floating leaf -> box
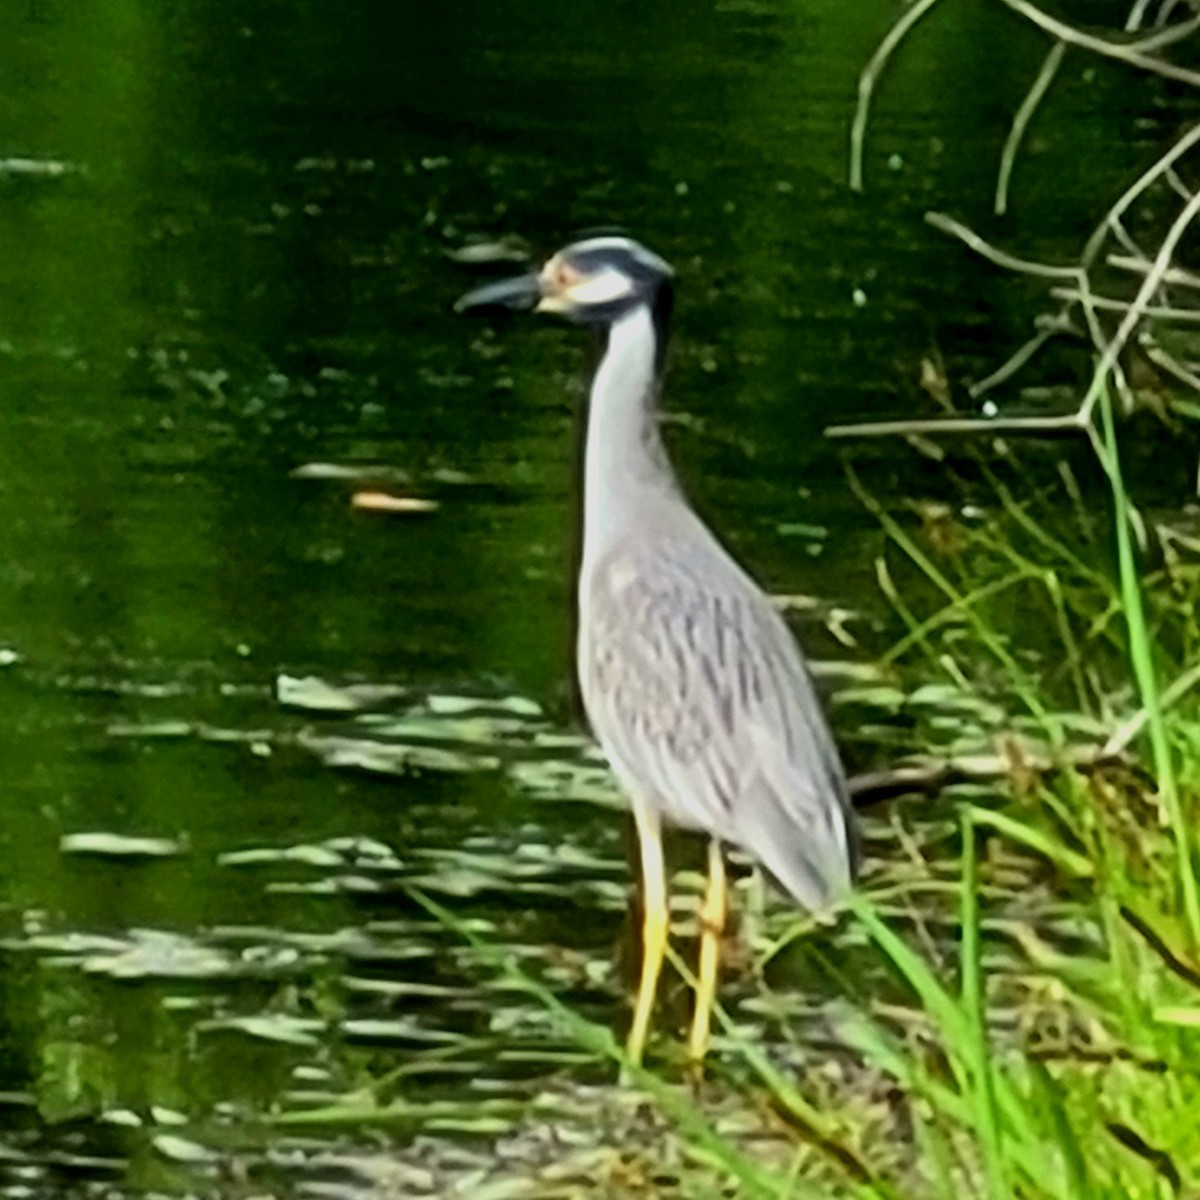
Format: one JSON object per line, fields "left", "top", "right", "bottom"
{"left": 290, "top": 461, "right": 411, "bottom": 482}
{"left": 276, "top": 673, "right": 407, "bottom": 712}
{"left": 200, "top": 1014, "right": 324, "bottom": 1046}
{"left": 153, "top": 1134, "right": 217, "bottom": 1164}
{"left": 351, "top": 491, "right": 439, "bottom": 514}
{"left": 60, "top": 833, "right": 184, "bottom": 859}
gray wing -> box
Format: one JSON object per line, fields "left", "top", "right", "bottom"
{"left": 580, "top": 534, "right": 857, "bottom": 910}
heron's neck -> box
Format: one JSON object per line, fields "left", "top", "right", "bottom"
{"left": 582, "top": 305, "right": 677, "bottom": 556}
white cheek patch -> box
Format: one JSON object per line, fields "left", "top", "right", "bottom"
{"left": 565, "top": 268, "right": 634, "bottom": 306}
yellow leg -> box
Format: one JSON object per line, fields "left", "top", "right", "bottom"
{"left": 627, "top": 801, "right": 667, "bottom": 1066}
{"left": 687, "top": 838, "right": 727, "bottom": 1063}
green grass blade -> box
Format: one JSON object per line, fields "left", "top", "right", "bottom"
{"left": 961, "top": 808, "right": 1007, "bottom": 1200}
{"left": 1096, "top": 386, "right": 1200, "bottom": 947}
{"left": 963, "top": 804, "right": 1093, "bottom": 878}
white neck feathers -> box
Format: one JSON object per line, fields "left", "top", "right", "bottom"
{"left": 581, "top": 305, "right": 676, "bottom": 560}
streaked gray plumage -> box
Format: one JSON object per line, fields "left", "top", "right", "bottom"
{"left": 458, "top": 234, "right": 856, "bottom": 1060}
{"left": 582, "top": 528, "right": 854, "bottom": 907}
{"left": 566, "top": 243, "right": 856, "bottom": 908}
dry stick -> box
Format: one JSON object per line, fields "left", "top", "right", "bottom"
{"left": 827, "top": 214, "right": 1091, "bottom": 439}
{"left": 967, "top": 320, "right": 1069, "bottom": 400}
{"left": 1072, "top": 133, "right": 1200, "bottom": 430}
{"left": 1083, "top": 123, "right": 1200, "bottom": 268}
{"left": 998, "top": 0, "right": 1200, "bottom": 86}
{"left": 1166, "top": 165, "right": 1197, "bottom": 202}
{"left": 1108, "top": 255, "right": 1200, "bottom": 291}
{"left": 828, "top": 215, "right": 1165, "bottom": 543}
{"left": 1049, "top": 287, "right": 1200, "bottom": 323}
{"left": 825, "top": 413, "right": 1080, "bottom": 439}
{"left": 1107, "top": 215, "right": 1148, "bottom": 263}
{"left": 849, "top": 0, "right": 943, "bottom": 193}
{"left": 926, "top": 215, "right": 1124, "bottom": 392}
{"left": 996, "top": 42, "right": 1066, "bottom": 216}
{"left": 1157, "top": 0, "right": 1196, "bottom": 27}
{"left": 927, "top": 194, "right": 1197, "bottom": 434}
{"left": 829, "top": 194, "right": 1186, "bottom": 441}
{"left": 926, "top": 211, "right": 1082, "bottom": 282}
{"left": 1141, "top": 341, "right": 1200, "bottom": 392}
{"left": 1077, "top": 190, "right": 1200, "bottom": 425}
{"left": 927, "top": 212, "right": 1117, "bottom": 391}
{"left": 1124, "top": 10, "right": 1200, "bottom": 48}
{"left": 1126, "top": 0, "right": 1157, "bottom": 30}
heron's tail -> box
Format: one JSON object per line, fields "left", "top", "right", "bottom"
{"left": 740, "top": 778, "right": 857, "bottom": 911}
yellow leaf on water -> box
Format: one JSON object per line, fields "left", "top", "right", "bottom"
{"left": 351, "top": 492, "right": 439, "bottom": 514}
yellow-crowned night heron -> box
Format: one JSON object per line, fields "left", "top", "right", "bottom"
{"left": 458, "top": 236, "right": 857, "bottom": 1064}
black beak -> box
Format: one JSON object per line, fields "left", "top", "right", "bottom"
{"left": 454, "top": 272, "right": 542, "bottom": 314}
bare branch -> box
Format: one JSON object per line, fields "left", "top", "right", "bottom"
{"left": 1079, "top": 190, "right": 1200, "bottom": 424}
{"left": 825, "top": 412, "right": 1083, "bottom": 440}
{"left": 998, "top": 0, "right": 1200, "bottom": 87}
{"left": 1083, "top": 123, "right": 1200, "bottom": 268}
{"left": 996, "top": 42, "right": 1066, "bottom": 216}
{"left": 1140, "top": 341, "right": 1200, "bottom": 392}
{"left": 1156, "top": 0, "right": 1198, "bottom": 28}
{"left": 969, "top": 324, "right": 1063, "bottom": 400}
{"left": 1127, "top": 10, "right": 1200, "bottom": 48}
{"left": 1108, "top": 254, "right": 1200, "bottom": 291}
{"left": 1049, "top": 287, "right": 1200, "bottom": 323}
{"left": 1126, "top": 0, "right": 1157, "bottom": 30}
{"left": 925, "top": 211, "right": 1083, "bottom": 281}
{"left": 850, "top": 0, "right": 944, "bottom": 192}
{"left": 1166, "top": 165, "right": 1197, "bottom": 202}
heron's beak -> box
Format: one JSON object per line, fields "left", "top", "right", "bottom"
{"left": 454, "top": 272, "right": 542, "bottom": 314}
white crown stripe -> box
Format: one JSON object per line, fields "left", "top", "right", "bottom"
{"left": 564, "top": 268, "right": 635, "bottom": 306}
{"left": 566, "top": 237, "right": 674, "bottom": 278}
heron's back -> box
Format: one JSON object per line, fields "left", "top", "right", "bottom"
{"left": 578, "top": 507, "right": 857, "bottom": 910}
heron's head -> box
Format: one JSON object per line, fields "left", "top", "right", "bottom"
{"left": 456, "top": 236, "right": 673, "bottom": 327}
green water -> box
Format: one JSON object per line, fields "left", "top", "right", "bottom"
{"left": 0, "top": 0, "right": 1187, "bottom": 1193}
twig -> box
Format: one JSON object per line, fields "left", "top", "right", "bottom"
{"left": 1107, "top": 215, "right": 1147, "bottom": 263}
{"left": 834, "top": 193, "right": 1200, "bottom": 442}
{"left": 1130, "top": 9, "right": 1200, "bottom": 48}
{"left": 1165, "top": 165, "right": 1196, "bottom": 202}
{"left": 1126, "top": 0, "right": 1156, "bottom": 30}
{"left": 1049, "top": 286, "right": 1200, "bottom": 323}
{"left": 825, "top": 413, "right": 1081, "bottom": 439}
{"left": 1156, "top": 0, "right": 1197, "bottom": 28}
{"left": 968, "top": 320, "right": 1069, "bottom": 399}
{"left": 1127, "top": 10, "right": 1200, "bottom": 48}
{"left": 1140, "top": 341, "right": 1200, "bottom": 392}
{"left": 1083, "top": 123, "right": 1200, "bottom": 268}
{"left": 997, "top": 0, "right": 1200, "bottom": 87}
{"left": 850, "top": 0, "right": 944, "bottom": 192}
{"left": 1078, "top": 189, "right": 1200, "bottom": 425}
{"left": 996, "top": 43, "right": 1066, "bottom": 216}
{"left": 1108, "top": 255, "right": 1200, "bottom": 291}
{"left": 926, "top": 211, "right": 1082, "bottom": 281}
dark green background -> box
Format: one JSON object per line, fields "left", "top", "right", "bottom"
{"left": 0, "top": 0, "right": 1184, "bottom": 1190}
